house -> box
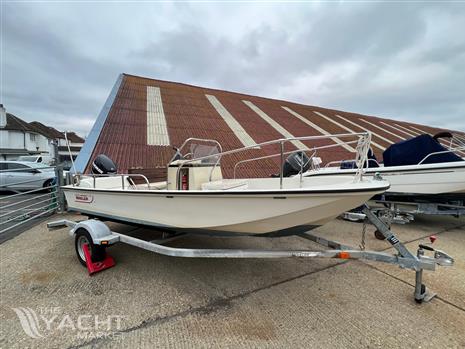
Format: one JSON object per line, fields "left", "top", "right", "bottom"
{"left": 56, "top": 131, "right": 85, "bottom": 169}
{"left": 29, "top": 121, "right": 85, "bottom": 169}
{"left": 0, "top": 104, "right": 51, "bottom": 160}
{"left": 0, "top": 104, "right": 85, "bottom": 166}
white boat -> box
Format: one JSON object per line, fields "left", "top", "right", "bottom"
{"left": 63, "top": 133, "right": 390, "bottom": 235}
{"left": 306, "top": 161, "right": 465, "bottom": 199}
{"left": 304, "top": 132, "right": 465, "bottom": 207}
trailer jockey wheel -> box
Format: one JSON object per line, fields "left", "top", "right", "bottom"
{"left": 75, "top": 228, "right": 107, "bottom": 266}
{"left": 374, "top": 209, "right": 393, "bottom": 240}
{"left": 374, "top": 229, "right": 386, "bottom": 240}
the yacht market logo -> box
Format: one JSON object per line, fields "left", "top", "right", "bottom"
{"left": 12, "top": 307, "right": 124, "bottom": 340}
{"left": 13, "top": 308, "right": 44, "bottom": 339}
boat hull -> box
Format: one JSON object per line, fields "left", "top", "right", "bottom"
{"left": 307, "top": 162, "right": 465, "bottom": 197}
{"left": 63, "top": 186, "right": 385, "bottom": 235}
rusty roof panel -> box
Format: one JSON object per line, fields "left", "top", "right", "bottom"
{"left": 85, "top": 74, "right": 463, "bottom": 180}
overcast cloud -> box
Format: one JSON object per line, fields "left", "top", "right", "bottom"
{"left": 2, "top": 1, "right": 465, "bottom": 136}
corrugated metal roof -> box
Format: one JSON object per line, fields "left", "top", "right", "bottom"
{"left": 281, "top": 106, "right": 356, "bottom": 153}
{"left": 243, "top": 100, "right": 309, "bottom": 150}
{"left": 146, "top": 86, "right": 170, "bottom": 146}
{"left": 206, "top": 94, "right": 257, "bottom": 148}
{"left": 79, "top": 73, "right": 461, "bottom": 179}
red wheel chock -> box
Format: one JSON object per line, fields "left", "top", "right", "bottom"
{"left": 83, "top": 243, "right": 115, "bottom": 275}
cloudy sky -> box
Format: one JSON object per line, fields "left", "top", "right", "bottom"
{"left": 3, "top": 1, "right": 465, "bottom": 136}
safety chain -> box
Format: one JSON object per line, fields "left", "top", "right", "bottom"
{"left": 360, "top": 217, "right": 367, "bottom": 250}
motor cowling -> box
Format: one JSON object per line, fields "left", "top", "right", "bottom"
{"left": 282, "top": 151, "right": 310, "bottom": 177}
{"left": 91, "top": 154, "right": 117, "bottom": 175}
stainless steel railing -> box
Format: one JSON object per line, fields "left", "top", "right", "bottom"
{"left": 418, "top": 146, "right": 465, "bottom": 165}
{"left": 72, "top": 173, "right": 151, "bottom": 190}
{"left": 325, "top": 158, "right": 381, "bottom": 168}
{"left": 233, "top": 139, "right": 363, "bottom": 179}
{"left": 233, "top": 149, "right": 317, "bottom": 179}
{"left": 172, "top": 132, "right": 371, "bottom": 189}
{"left": 322, "top": 145, "right": 465, "bottom": 168}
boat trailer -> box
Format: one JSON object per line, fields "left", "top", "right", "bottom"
{"left": 371, "top": 198, "right": 465, "bottom": 223}
{"left": 343, "top": 198, "right": 465, "bottom": 239}
{"left": 47, "top": 205, "right": 453, "bottom": 304}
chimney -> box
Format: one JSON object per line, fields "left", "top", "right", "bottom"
{"left": 0, "top": 104, "right": 6, "bottom": 128}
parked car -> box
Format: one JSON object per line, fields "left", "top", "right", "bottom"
{"left": 17, "top": 155, "right": 54, "bottom": 166}
{"left": 0, "top": 161, "right": 56, "bottom": 191}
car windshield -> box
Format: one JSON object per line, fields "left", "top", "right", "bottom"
{"left": 18, "top": 156, "right": 37, "bottom": 162}
{"left": 28, "top": 162, "right": 53, "bottom": 171}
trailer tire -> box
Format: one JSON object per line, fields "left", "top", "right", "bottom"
{"left": 74, "top": 228, "right": 106, "bottom": 267}
{"left": 374, "top": 229, "right": 386, "bottom": 240}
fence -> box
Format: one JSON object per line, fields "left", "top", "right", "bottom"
{"left": 0, "top": 165, "right": 65, "bottom": 236}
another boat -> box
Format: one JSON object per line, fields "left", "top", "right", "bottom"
{"left": 63, "top": 133, "right": 389, "bottom": 235}
{"left": 305, "top": 132, "right": 465, "bottom": 205}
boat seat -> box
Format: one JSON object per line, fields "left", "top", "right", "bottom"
{"left": 201, "top": 179, "right": 248, "bottom": 191}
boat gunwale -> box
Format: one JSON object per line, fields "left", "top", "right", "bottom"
{"left": 62, "top": 183, "right": 390, "bottom": 196}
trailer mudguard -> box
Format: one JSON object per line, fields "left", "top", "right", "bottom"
{"left": 70, "top": 220, "right": 119, "bottom": 245}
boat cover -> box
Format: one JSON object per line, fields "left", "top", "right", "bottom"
{"left": 340, "top": 148, "right": 379, "bottom": 169}
{"left": 383, "top": 134, "right": 463, "bottom": 167}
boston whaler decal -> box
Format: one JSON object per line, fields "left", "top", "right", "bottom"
{"left": 75, "top": 193, "right": 94, "bottom": 203}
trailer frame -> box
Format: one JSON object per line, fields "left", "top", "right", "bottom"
{"left": 47, "top": 205, "right": 453, "bottom": 303}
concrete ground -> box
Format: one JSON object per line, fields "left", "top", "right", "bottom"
{"left": 1, "top": 213, "right": 464, "bottom": 348}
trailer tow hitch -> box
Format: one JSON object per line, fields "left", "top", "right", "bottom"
{"left": 418, "top": 244, "right": 454, "bottom": 267}
{"left": 414, "top": 243, "right": 454, "bottom": 303}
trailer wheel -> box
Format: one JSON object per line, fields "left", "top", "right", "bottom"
{"left": 374, "top": 210, "right": 392, "bottom": 240}
{"left": 374, "top": 230, "right": 386, "bottom": 240}
{"left": 74, "top": 228, "right": 106, "bottom": 267}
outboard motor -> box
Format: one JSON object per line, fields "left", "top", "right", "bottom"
{"left": 91, "top": 154, "right": 117, "bottom": 175}
{"left": 282, "top": 151, "right": 311, "bottom": 177}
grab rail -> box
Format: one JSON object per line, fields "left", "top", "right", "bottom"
{"left": 439, "top": 134, "right": 465, "bottom": 157}
{"left": 172, "top": 132, "right": 371, "bottom": 189}
{"left": 233, "top": 139, "right": 361, "bottom": 178}
{"left": 232, "top": 138, "right": 362, "bottom": 178}
{"left": 73, "top": 173, "right": 151, "bottom": 190}
{"left": 322, "top": 145, "right": 465, "bottom": 168}
{"left": 418, "top": 146, "right": 465, "bottom": 165}
{"left": 233, "top": 149, "right": 316, "bottom": 179}
{"left": 325, "top": 158, "right": 381, "bottom": 168}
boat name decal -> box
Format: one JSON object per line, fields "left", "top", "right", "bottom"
{"left": 75, "top": 194, "right": 94, "bottom": 203}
